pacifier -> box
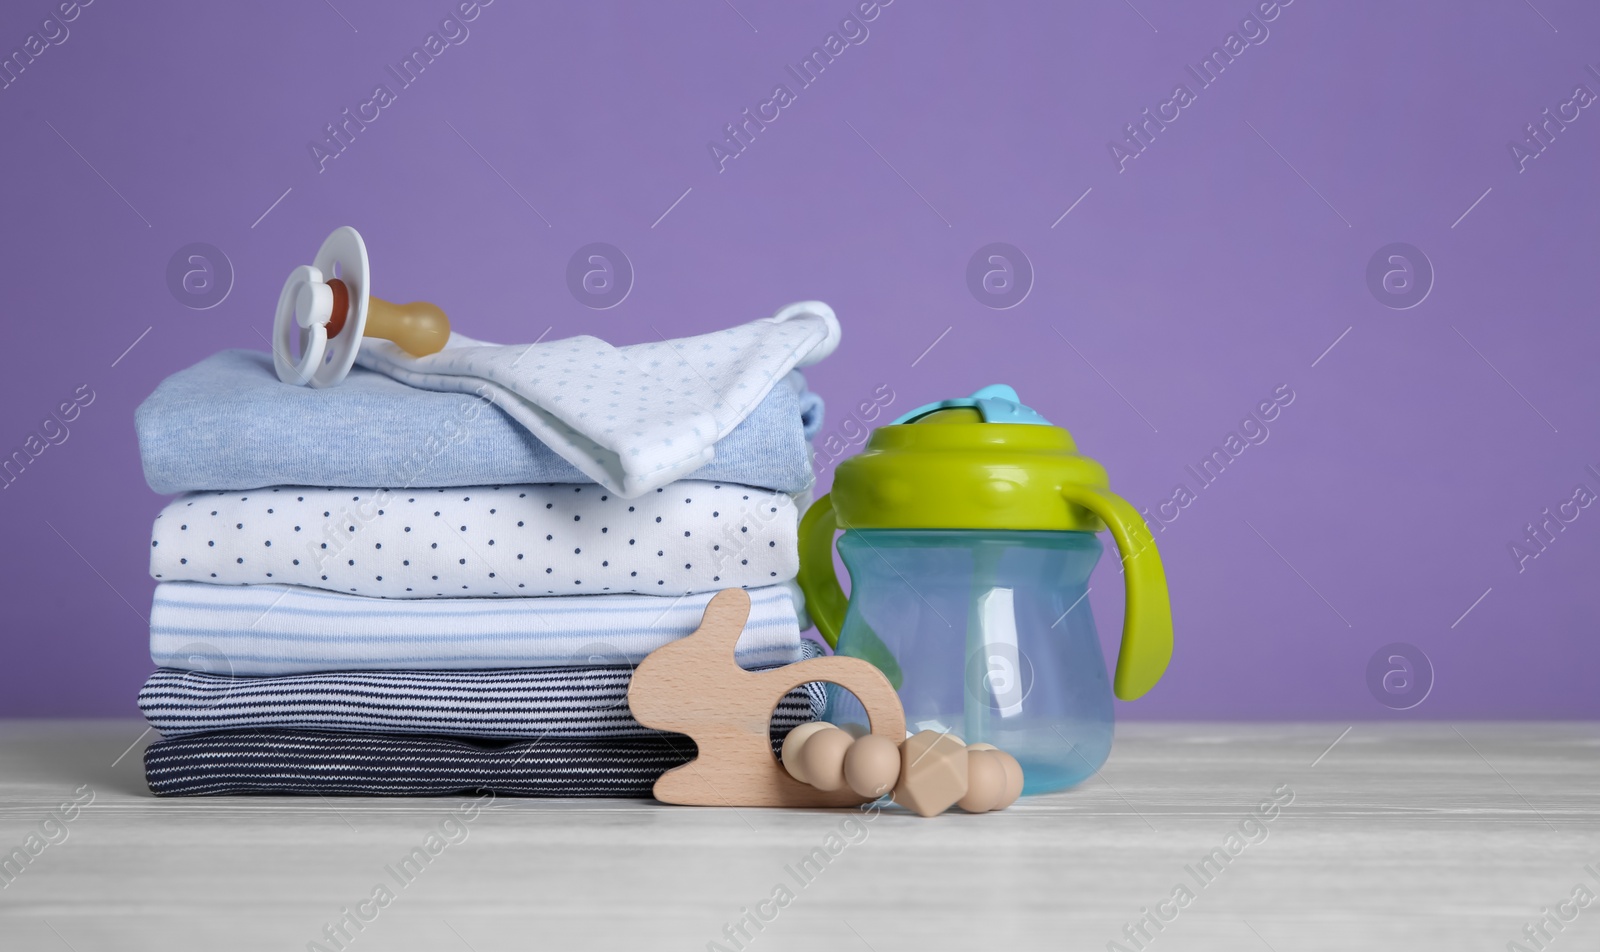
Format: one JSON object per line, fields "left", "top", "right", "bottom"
{"left": 272, "top": 226, "right": 452, "bottom": 388}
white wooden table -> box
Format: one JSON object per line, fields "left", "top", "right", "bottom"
{"left": 1, "top": 721, "right": 1594, "bottom": 951}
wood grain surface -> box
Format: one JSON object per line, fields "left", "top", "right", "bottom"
{"left": 0, "top": 720, "right": 1595, "bottom": 951}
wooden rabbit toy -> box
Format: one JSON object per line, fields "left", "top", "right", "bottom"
{"left": 628, "top": 589, "right": 1023, "bottom": 816}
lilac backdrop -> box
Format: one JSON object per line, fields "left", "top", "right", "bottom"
{"left": 2, "top": 0, "right": 1596, "bottom": 718}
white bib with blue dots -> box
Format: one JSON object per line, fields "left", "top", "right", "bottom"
{"left": 354, "top": 302, "right": 841, "bottom": 498}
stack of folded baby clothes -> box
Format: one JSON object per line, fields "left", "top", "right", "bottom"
{"left": 133, "top": 304, "right": 838, "bottom": 797}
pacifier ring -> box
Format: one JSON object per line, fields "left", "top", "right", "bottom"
{"left": 324, "top": 278, "right": 350, "bottom": 339}
{"left": 271, "top": 226, "right": 451, "bottom": 388}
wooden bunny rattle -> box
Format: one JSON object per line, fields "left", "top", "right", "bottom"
{"left": 628, "top": 588, "right": 1024, "bottom": 816}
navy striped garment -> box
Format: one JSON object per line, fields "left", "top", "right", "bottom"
{"left": 143, "top": 729, "right": 794, "bottom": 798}
{"left": 139, "top": 643, "right": 828, "bottom": 740}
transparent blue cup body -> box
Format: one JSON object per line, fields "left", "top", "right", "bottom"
{"left": 824, "top": 528, "right": 1112, "bottom": 795}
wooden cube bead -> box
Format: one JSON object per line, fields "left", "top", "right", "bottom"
{"left": 894, "top": 730, "right": 968, "bottom": 817}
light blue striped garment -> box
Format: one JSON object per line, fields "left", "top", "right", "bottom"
{"left": 151, "top": 581, "right": 805, "bottom": 676}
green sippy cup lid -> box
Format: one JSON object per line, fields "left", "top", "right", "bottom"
{"left": 831, "top": 384, "right": 1113, "bottom": 532}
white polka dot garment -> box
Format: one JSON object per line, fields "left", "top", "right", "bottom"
{"left": 150, "top": 482, "right": 798, "bottom": 598}
{"left": 353, "top": 301, "right": 841, "bottom": 498}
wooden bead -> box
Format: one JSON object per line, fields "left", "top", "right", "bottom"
{"left": 780, "top": 722, "right": 836, "bottom": 785}
{"left": 797, "top": 726, "right": 855, "bottom": 792}
{"left": 957, "top": 749, "right": 1007, "bottom": 813}
{"left": 894, "top": 730, "right": 969, "bottom": 817}
{"left": 992, "top": 749, "right": 1024, "bottom": 809}
{"left": 842, "top": 734, "right": 901, "bottom": 799}
{"left": 955, "top": 743, "right": 1024, "bottom": 811}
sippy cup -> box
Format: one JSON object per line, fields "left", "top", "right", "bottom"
{"left": 797, "top": 385, "right": 1172, "bottom": 794}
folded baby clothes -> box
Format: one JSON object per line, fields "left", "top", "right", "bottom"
{"left": 355, "top": 301, "right": 840, "bottom": 496}
{"left": 135, "top": 305, "right": 839, "bottom": 801}
{"left": 150, "top": 581, "right": 807, "bottom": 676}
{"left": 136, "top": 353, "right": 818, "bottom": 496}
{"left": 150, "top": 481, "right": 798, "bottom": 598}
{"left": 143, "top": 730, "right": 707, "bottom": 797}
{"left": 139, "top": 642, "right": 828, "bottom": 739}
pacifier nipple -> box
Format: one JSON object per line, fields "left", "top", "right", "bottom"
{"left": 364, "top": 295, "right": 450, "bottom": 357}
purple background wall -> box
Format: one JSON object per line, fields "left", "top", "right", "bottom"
{"left": 2, "top": 0, "right": 1596, "bottom": 719}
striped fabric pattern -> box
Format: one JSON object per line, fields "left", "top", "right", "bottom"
{"left": 143, "top": 730, "right": 710, "bottom": 797}
{"left": 150, "top": 581, "right": 806, "bottom": 675}
{"left": 139, "top": 642, "right": 829, "bottom": 739}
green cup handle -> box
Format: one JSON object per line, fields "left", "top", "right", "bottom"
{"left": 797, "top": 493, "right": 849, "bottom": 649}
{"left": 796, "top": 493, "right": 905, "bottom": 687}
{"left": 1059, "top": 484, "right": 1173, "bottom": 701}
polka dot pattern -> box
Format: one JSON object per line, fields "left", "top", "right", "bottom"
{"left": 151, "top": 482, "right": 799, "bottom": 598}
{"left": 353, "top": 303, "right": 839, "bottom": 496}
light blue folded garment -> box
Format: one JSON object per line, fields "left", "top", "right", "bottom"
{"left": 136, "top": 351, "right": 819, "bottom": 495}
{"left": 149, "top": 580, "right": 807, "bottom": 675}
